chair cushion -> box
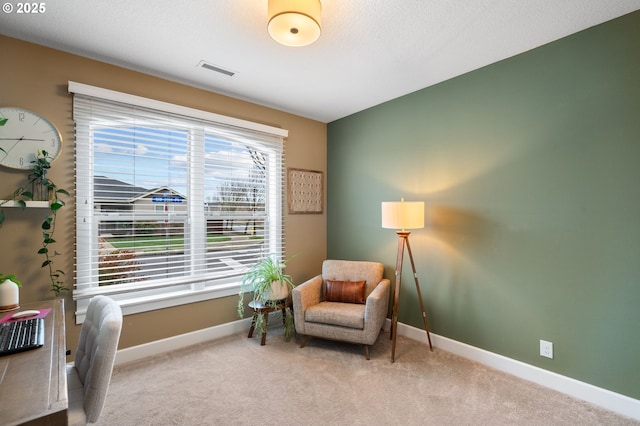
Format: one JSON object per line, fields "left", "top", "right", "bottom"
{"left": 322, "top": 260, "right": 384, "bottom": 299}
{"left": 325, "top": 280, "right": 366, "bottom": 304}
{"left": 304, "top": 302, "right": 365, "bottom": 329}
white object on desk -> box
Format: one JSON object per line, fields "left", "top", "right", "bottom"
{"left": 11, "top": 309, "right": 40, "bottom": 319}
{"left": 0, "top": 279, "right": 20, "bottom": 311}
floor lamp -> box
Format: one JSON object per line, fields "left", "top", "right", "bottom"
{"left": 382, "top": 199, "right": 433, "bottom": 363}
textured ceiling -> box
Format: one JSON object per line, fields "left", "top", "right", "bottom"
{"left": 1, "top": 0, "right": 639, "bottom": 122}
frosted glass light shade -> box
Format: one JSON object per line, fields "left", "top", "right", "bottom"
{"left": 381, "top": 200, "right": 424, "bottom": 230}
{"left": 268, "top": 0, "right": 322, "bottom": 47}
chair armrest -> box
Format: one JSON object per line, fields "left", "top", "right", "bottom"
{"left": 293, "top": 275, "right": 323, "bottom": 309}
{"left": 364, "top": 278, "right": 391, "bottom": 328}
{"left": 292, "top": 275, "right": 323, "bottom": 334}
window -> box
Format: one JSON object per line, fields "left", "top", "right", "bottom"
{"left": 70, "top": 82, "right": 288, "bottom": 322}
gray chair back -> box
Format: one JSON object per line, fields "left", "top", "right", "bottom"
{"left": 69, "top": 295, "right": 122, "bottom": 424}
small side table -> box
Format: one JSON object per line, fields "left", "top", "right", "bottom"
{"left": 247, "top": 299, "right": 288, "bottom": 345}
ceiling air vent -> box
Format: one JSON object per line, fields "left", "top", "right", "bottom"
{"left": 197, "top": 60, "right": 236, "bottom": 77}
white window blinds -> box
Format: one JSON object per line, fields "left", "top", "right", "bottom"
{"left": 70, "top": 82, "right": 287, "bottom": 317}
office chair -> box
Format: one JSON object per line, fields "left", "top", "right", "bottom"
{"left": 66, "top": 295, "right": 123, "bottom": 425}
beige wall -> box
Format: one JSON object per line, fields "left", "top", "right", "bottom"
{"left": 0, "top": 35, "right": 327, "bottom": 352}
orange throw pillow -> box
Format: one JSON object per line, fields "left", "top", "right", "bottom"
{"left": 325, "top": 280, "right": 366, "bottom": 304}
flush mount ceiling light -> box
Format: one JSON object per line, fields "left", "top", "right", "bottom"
{"left": 268, "top": 0, "right": 322, "bottom": 47}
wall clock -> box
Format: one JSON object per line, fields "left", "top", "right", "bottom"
{"left": 0, "top": 107, "right": 62, "bottom": 170}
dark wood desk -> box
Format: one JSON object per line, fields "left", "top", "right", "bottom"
{"left": 0, "top": 299, "right": 68, "bottom": 425}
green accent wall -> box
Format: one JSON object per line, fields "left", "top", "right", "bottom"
{"left": 327, "top": 11, "right": 640, "bottom": 399}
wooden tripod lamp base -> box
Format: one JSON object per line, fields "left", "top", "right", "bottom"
{"left": 389, "top": 231, "right": 433, "bottom": 363}
{"left": 382, "top": 199, "right": 433, "bottom": 363}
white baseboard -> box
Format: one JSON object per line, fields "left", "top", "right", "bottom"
{"left": 114, "top": 318, "right": 639, "bottom": 421}
{"left": 114, "top": 318, "right": 252, "bottom": 365}
{"left": 395, "top": 321, "right": 640, "bottom": 421}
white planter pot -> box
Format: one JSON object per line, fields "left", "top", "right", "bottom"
{"left": 263, "top": 280, "right": 289, "bottom": 301}
{"left": 0, "top": 279, "right": 20, "bottom": 311}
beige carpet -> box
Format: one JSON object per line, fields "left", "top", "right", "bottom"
{"left": 96, "top": 326, "right": 637, "bottom": 425}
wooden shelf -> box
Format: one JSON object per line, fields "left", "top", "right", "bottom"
{"left": 0, "top": 200, "right": 50, "bottom": 208}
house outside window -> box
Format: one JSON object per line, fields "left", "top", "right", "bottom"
{"left": 70, "top": 82, "right": 288, "bottom": 322}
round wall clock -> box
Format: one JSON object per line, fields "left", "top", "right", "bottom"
{"left": 0, "top": 107, "right": 63, "bottom": 170}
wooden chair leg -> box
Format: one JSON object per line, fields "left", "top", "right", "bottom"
{"left": 299, "top": 335, "right": 309, "bottom": 348}
{"left": 363, "top": 345, "right": 370, "bottom": 360}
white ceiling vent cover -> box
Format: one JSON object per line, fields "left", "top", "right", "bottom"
{"left": 197, "top": 60, "right": 236, "bottom": 77}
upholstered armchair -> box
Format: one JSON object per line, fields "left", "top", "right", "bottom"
{"left": 292, "top": 259, "right": 391, "bottom": 359}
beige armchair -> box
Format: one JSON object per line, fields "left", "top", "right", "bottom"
{"left": 292, "top": 259, "right": 390, "bottom": 359}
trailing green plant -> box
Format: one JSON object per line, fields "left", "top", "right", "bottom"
{"left": 0, "top": 273, "right": 22, "bottom": 287}
{"left": 237, "top": 254, "right": 296, "bottom": 340}
{"left": 0, "top": 150, "right": 70, "bottom": 296}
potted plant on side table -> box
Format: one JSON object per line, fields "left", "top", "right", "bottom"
{"left": 237, "top": 255, "right": 295, "bottom": 341}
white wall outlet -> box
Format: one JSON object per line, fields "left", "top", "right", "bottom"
{"left": 540, "top": 339, "right": 553, "bottom": 359}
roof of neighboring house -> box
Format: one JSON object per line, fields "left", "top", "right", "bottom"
{"left": 94, "top": 176, "right": 150, "bottom": 203}
{"left": 132, "top": 186, "right": 186, "bottom": 203}
{"left": 94, "top": 177, "right": 187, "bottom": 204}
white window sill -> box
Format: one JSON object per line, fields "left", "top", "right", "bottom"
{"left": 74, "top": 282, "right": 241, "bottom": 324}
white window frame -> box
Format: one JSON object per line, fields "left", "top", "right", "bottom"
{"left": 69, "top": 82, "right": 288, "bottom": 323}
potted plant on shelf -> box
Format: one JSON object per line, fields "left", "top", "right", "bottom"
{"left": 0, "top": 150, "right": 69, "bottom": 296}
{"left": 237, "top": 254, "right": 295, "bottom": 340}
{"left": 0, "top": 273, "right": 21, "bottom": 312}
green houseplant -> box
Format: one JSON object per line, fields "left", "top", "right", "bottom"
{"left": 0, "top": 150, "right": 70, "bottom": 296}
{"left": 237, "top": 255, "right": 295, "bottom": 340}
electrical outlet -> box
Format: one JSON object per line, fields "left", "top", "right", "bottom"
{"left": 540, "top": 340, "right": 553, "bottom": 359}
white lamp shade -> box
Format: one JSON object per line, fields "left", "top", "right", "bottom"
{"left": 381, "top": 201, "right": 425, "bottom": 230}
{"left": 268, "top": 0, "right": 322, "bottom": 47}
